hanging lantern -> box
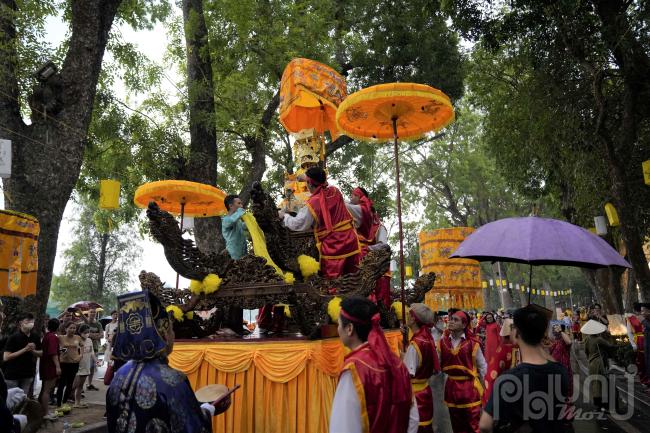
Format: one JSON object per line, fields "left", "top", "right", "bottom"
{"left": 481, "top": 281, "right": 488, "bottom": 289}
{"left": 643, "top": 160, "right": 650, "bottom": 185}
{"left": 279, "top": 58, "right": 347, "bottom": 140}
{"left": 405, "top": 265, "right": 413, "bottom": 278}
{"left": 99, "top": 180, "right": 120, "bottom": 209}
{"left": 594, "top": 216, "right": 607, "bottom": 235}
{"left": 604, "top": 203, "right": 620, "bottom": 227}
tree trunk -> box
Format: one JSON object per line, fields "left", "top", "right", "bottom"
{"left": 583, "top": 268, "right": 622, "bottom": 314}
{"left": 96, "top": 233, "right": 109, "bottom": 299}
{"left": 182, "top": 0, "right": 222, "bottom": 254}
{"left": 590, "top": 1, "right": 650, "bottom": 301}
{"left": 622, "top": 267, "right": 637, "bottom": 312}
{"left": 237, "top": 91, "right": 280, "bottom": 206}
{"left": 0, "top": 0, "right": 122, "bottom": 319}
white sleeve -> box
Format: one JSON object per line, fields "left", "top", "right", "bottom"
{"left": 404, "top": 344, "right": 419, "bottom": 376}
{"left": 476, "top": 346, "right": 487, "bottom": 379}
{"left": 345, "top": 202, "right": 363, "bottom": 228}
{"left": 329, "top": 371, "right": 362, "bottom": 433}
{"left": 283, "top": 206, "right": 314, "bottom": 232}
{"left": 407, "top": 397, "right": 420, "bottom": 433}
{"left": 368, "top": 225, "right": 388, "bottom": 250}
{"left": 375, "top": 225, "right": 388, "bottom": 244}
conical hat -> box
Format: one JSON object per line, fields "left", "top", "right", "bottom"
{"left": 580, "top": 319, "right": 607, "bottom": 335}
{"left": 195, "top": 384, "right": 229, "bottom": 403}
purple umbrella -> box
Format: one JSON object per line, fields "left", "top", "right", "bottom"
{"left": 449, "top": 216, "right": 631, "bottom": 303}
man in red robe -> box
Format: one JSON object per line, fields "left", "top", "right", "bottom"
{"left": 348, "top": 187, "right": 391, "bottom": 308}
{"left": 330, "top": 296, "right": 418, "bottom": 433}
{"left": 439, "top": 311, "right": 486, "bottom": 433}
{"left": 403, "top": 304, "right": 440, "bottom": 433}
{"left": 282, "top": 167, "right": 360, "bottom": 279}
{"left": 628, "top": 303, "right": 649, "bottom": 386}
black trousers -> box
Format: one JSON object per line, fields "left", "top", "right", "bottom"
{"left": 56, "top": 362, "right": 79, "bottom": 406}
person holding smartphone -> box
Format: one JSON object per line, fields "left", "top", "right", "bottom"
{"left": 56, "top": 322, "right": 81, "bottom": 407}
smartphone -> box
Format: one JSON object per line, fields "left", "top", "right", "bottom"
{"left": 212, "top": 384, "right": 241, "bottom": 406}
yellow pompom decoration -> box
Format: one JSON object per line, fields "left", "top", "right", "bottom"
{"left": 189, "top": 279, "right": 203, "bottom": 295}
{"left": 166, "top": 305, "right": 184, "bottom": 322}
{"left": 284, "top": 272, "right": 295, "bottom": 285}
{"left": 391, "top": 301, "right": 405, "bottom": 321}
{"left": 185, "top": 311, "right": 194, "bottom": 320}
{"left": 297, "top": 255, "right": 320, "bottom": 278}
{"left": 202, "top": 274, "right": 222, "bottom": 294}
{"left": 328, "top": 297, "right": 342, "bottom": 323}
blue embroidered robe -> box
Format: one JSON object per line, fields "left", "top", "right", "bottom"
{"left": 107, "top": 358, "right": 211, "bottom": 433}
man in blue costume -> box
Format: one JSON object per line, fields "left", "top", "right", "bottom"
{"left": 106, "top": 290, "right": 231, "bottom": 433}
{"left": 222, "top": 194, "right": 248, "bottom": 259}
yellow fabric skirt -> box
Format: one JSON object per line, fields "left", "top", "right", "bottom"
{"left": 169, "top": 330, "right": 402, "bottom": 433}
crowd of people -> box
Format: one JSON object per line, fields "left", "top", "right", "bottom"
{"left": 97, "top": 291, "right": 586, "bottom": 433}
{"left": 0, "top": 305, "right": 120, "bottom": 430}
{"left": 4, "top": 293, "right": 650, "bottom": 433}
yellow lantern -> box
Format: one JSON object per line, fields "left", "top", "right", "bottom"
{"left": 99, "top": 180, "right": 120, "bottom": 209}
{"left": 604, "top": 203, "right": 620, "bottom": 227}
{"left": 643, "top": 160, "right": 650, "bottom": 185}
{"left": 481, "top": 280, "right": 488, "bottom": 289}
{"left": 404, "top": 265, "right": 413, "bottom": 278}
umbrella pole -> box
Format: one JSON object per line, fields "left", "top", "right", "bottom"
{"left": 176, "top": 202, "right": 186, "bottom": 291}
{"left": 528, "top": 265, "right": 533, "bottom": 305}
{"left": 392, "top": 117, "right": 407, "bottom": 344}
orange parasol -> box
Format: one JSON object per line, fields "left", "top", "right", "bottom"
{"left": 134, "top": 180, "right": 227, "bottom": 289}
{"left": 279, "top": 58, "right": 347, "bottom": 140}
{"left": 336, "top": 83, "right": 454, "bottom": 140}
{"left": 134, "top": 180, "right": 227, "bottom": 217}
{"left": 336, "top": 82, "right": 455, "bottom": 335}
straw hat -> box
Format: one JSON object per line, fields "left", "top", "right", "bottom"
{"left": 580, "top": 319, "right": 607, "bottom": 335}
{"left": 195, "top": 384, "right": 229, "bottom": 403}
{"left": 500, "top": 318, "right": 513, "bottom": 337}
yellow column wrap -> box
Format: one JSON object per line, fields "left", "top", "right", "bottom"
{"left": 419, "top": 227, "right": 483, "bottom": 311}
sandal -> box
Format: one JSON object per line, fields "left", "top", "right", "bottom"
{"left": 73, "top": 403, "right": 89, "bottom": 408}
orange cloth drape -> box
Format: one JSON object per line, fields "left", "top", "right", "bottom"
{"left": 0, "top": 210, "right": 39, "bottom": 297}
{"left": 169, "top": 331, "right": 402, "bottom": 433}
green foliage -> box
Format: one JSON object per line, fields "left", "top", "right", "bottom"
{"left": 448, "top": 0, "right": 650, "bottom": 232}
{"left": 50, "top": 195, "right": 142, "bottom": 310}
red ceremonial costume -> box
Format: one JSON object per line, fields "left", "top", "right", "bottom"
{"left": 439, "top": 314, "right": 483, "bottom": 433}
{"left": 483, "top": 322, "right": 500, "bottom": 366}
{"left": 409, "top": 326, "right": 440, "bottom": 433}
{"left": 306, "top": 183, "right": 360, "bottom": 279}
{"left": 549, "top": 337, "right": 573, "bottom": 398}
{"left": 338, "top": 310, "right": 413, "bottom": 433}
{"left": 482, "top": 341, "right": 517, "bottom": 406}
{"left": 628, "top": 315, "right": 649, "bottom": 385}
{"left": 352, "top": 188, "right": 390, "bottom": 308}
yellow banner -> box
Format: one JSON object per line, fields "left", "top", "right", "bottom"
{"left": 0, "top": 210, "right": 39, "bottom": 297}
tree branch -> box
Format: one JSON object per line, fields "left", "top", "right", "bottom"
{"left": 325, "top": 134, "right": 354, "bottom": 157}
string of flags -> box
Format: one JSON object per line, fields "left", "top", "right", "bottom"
{"left": 481, "top": 281, "right": 574, "bottom": 297}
